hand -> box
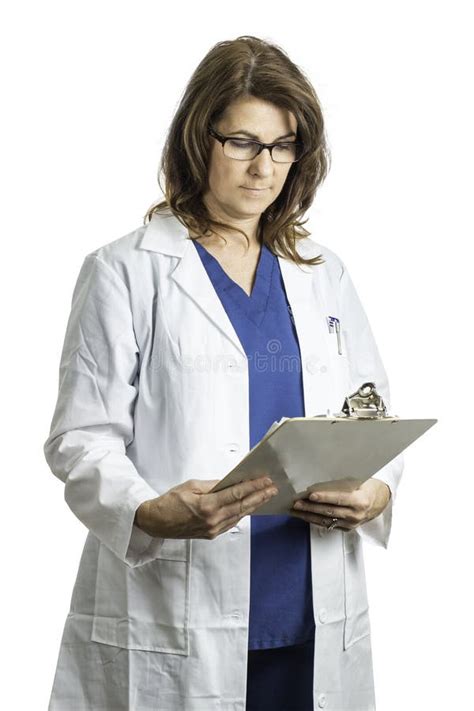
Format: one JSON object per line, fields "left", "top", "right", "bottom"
{"left": 290, "top": 478, "right": 391, "bottom": 531}
{"left": 135, "top": 476, "right": 279, "bottom": 540}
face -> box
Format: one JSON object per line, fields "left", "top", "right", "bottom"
{"left": 202, "top": 96, "right": 298, "bottom": 231}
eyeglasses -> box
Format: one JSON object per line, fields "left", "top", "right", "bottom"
{"left": 208, "top": 127, "right": 305, "bottom": 164}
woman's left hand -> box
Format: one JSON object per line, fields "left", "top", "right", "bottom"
{"left": 290, "top": 478, "right": 391, "bottom": 530}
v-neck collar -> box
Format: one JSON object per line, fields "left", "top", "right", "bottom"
{"left": 192, "top": 239, "right": 275, "bottom": 328}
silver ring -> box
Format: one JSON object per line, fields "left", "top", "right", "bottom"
{"left": 326, "top": 517, "right": 339, "bottom": 531}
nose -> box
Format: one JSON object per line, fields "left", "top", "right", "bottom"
{"left": 250, "top": 147, "right": 274, "bottom": 175}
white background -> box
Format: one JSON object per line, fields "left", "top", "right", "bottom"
{"left": 2, "top": 1, "right": 472, "bottom": 709}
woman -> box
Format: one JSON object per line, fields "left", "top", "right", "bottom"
{"left": 44, "top": 35, "right": 403, "bottom": 711}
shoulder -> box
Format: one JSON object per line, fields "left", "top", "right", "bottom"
{"left": 81, "top": 223, "right": 149, "bottom": 290}
{"left": 295, "top": 235, "right": 345, "bottom": 283}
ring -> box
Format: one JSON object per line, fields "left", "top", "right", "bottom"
{"left": 326, "top": 518, "right": 339, "bottom": 531}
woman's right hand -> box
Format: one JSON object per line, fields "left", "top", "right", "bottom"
{"left": 134, "top": 476, "right": 279, "bottom": 540}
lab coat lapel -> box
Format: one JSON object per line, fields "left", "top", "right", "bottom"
{"left": 139, "top": 213, "right": 247, "bottom": 358}
{"left": 171, "top": 241, "right": 249, "bottom": 358}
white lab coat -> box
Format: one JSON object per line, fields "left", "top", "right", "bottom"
{"left": 44, "top": 211, "right": 403, "bottom": 711}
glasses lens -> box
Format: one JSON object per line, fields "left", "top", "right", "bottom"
{"left": 224, "top": 139, "right": 259, "bottom": 160}
{"left": 223, "top": 139, "right": 304, "bottom": 163}
{"left": 272, "top": 143, "right": 303, "bottom": 163}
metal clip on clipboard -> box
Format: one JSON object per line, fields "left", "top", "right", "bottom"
{"left": 312, "top": 382, "right": 397, "bottom": 420}
{"left": 336, "top": 381, "right": 394, "bottom": 419}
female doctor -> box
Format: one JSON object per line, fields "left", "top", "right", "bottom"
{"left": 44, "top": 35, "right": 403, "bottom": 711}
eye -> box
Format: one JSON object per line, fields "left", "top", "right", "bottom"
{"left": 228, "top": 139, "right": 255, "bottom": 148}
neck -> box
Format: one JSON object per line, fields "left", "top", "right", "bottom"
{"left": 191, "top": 219, "right": 262, "bottom": 252}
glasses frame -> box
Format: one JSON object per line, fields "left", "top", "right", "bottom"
{"left": 207, "top": 126, "right": 305, "bottom": 163}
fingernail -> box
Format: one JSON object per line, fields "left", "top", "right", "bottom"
{"left": 263, "top": 477, "right": 273, "bottom": 486}
{"left": 310, "top": 493, "right": 319, "bottom": 501}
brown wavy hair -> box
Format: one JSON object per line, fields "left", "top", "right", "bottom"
{"left": 144, "top": 35, "right": 331, "bottom": 266}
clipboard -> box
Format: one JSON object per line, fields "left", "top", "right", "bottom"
{"left": 210, "top": 382, "right": 437, "bottom": 515}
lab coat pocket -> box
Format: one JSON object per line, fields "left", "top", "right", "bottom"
{"left": 91, "top": 539, "right": 191, "bottom": 655}
{"left": 343, "top": 532, "right": 371, "bottom": 650}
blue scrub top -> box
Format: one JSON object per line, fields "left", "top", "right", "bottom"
{"left": 193, "top": 238, "right": 316, "bottom": 650}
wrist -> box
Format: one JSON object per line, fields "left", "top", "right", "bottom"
{"left": 134, "top": 499, "right": 151, "bottom": 532}
{"left": 373, "top": 479, "right": 391, "bottom": 514}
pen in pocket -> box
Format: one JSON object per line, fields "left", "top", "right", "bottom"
{"left": 327, "top": 316, "right": 342, "bottom": 355}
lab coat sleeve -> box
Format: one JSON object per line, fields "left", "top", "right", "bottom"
{"left": 338, "top": 259, "right": 404, "bottom": 549}
{"left": 43, "top": 254, "right": 165, "bottom": 567}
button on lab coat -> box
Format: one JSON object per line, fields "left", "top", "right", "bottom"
{"left": 44, "top": 211, "right": 403, "bottom": 710}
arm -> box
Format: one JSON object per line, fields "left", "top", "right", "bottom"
{"left": 43, "top": 254, "right": 164, "bottom": 567}
{"left": 339, "top": 259, "right": 404, "bottom": 548}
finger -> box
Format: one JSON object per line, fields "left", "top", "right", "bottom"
{"left": 220, "top": 483, "right": 278, "bottom": 521}
{"left": 293, "top": 501, "right": 357, "bottom": 521}
{"left": 306, "top": 490, "right": 360, "bottom": 507}
{"left": 212, "top": 476, "right": 275, "bottom": 509}
{"left": 208, "top": 483, "right": 277, "bottom": 535}
{"left": 219, "top": 484, "right": 284, "bottom": 528}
